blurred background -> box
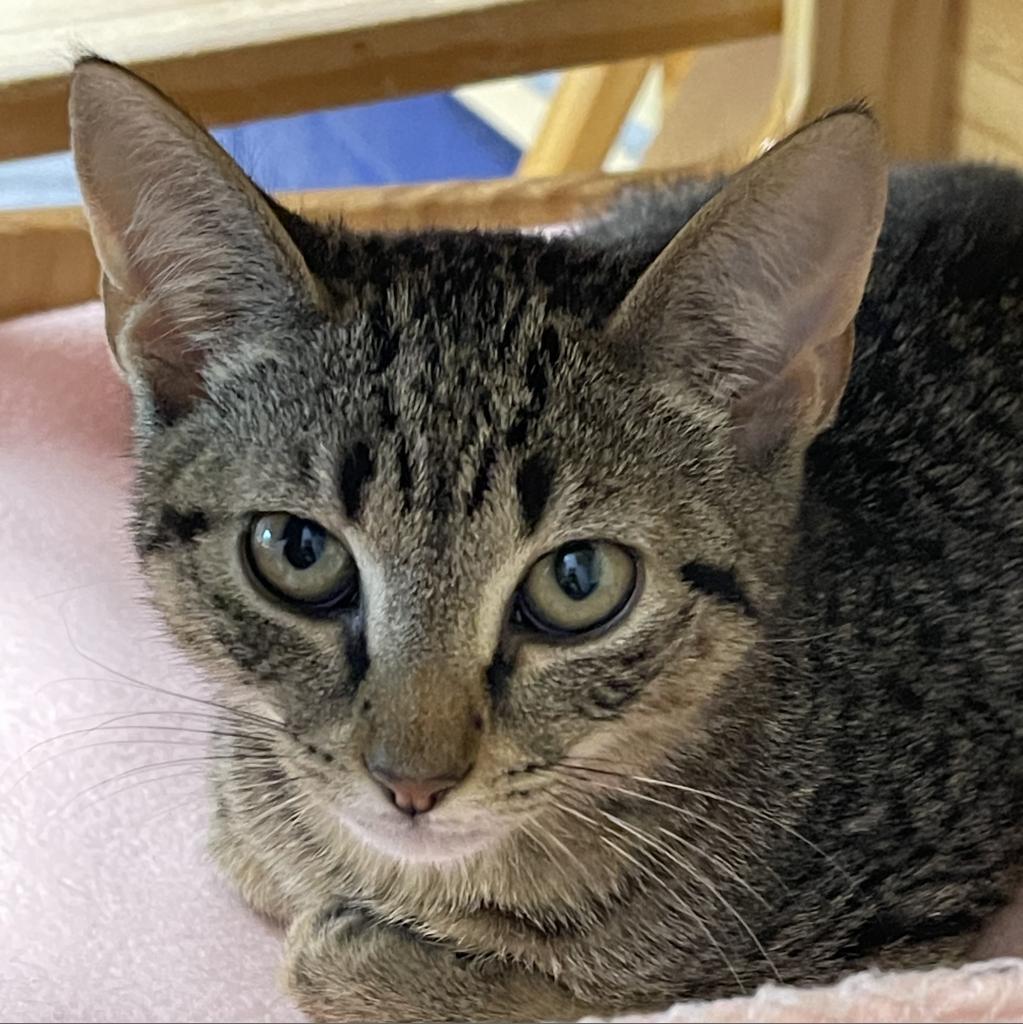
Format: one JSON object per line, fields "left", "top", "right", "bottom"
{"left": 5, "top": 0, "right": 1020, "bottom": 212}
{"left": 0, "top": 65, "right": 661, "bottom": 208}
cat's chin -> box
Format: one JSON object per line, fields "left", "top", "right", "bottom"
{"left": 338, "top": 806, "right": 500, "bottom": 866}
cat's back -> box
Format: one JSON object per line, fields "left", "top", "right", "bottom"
{"left": 790, "top": 165, "right": 1023, "bottom": 895}
{"left": 844, "top": 162, "right": 1023, "bottom": 437}
{"left": 807, "top": 164, "right": 1023, "bottom": 570}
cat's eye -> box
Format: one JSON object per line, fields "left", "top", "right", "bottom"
{"left": 517, "top": 541, "right": 637, "bottom": 636}
{"left": 246, "top": 513, "right": 357, "bottom": 610}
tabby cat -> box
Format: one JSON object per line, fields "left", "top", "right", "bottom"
{"left": 69, "top": 58, "right": 1023, "bottom": 1022}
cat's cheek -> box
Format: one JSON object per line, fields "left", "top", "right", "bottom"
{"left": 207, "top": 806, "right": 296, "bottom": 924}
{"left": 564, "top": 607, "right": 757, "bottom": 770}
{"left": 642, "top": 640, "right": 755, "bottom": 748}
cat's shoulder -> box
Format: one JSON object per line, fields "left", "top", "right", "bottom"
{"left": 868, "top": 163, "right": 1023, "bottom": 315}
{"left": 584, "top": 161, "right": 1023, "bottom": 254}
{"left": 877, "top": 163, "right": 1023, "bottom": 265}
{"left": 886, "top": 162, "right": 1023, "bottom": 226}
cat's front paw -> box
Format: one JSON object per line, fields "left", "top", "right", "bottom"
{"left": 282, "top": 903, "right": 588, "bottom": 1023}
{"left": 283, "top": 903, "right": 435, "bottom": 1023}
{"left": 289, "top": 900, "right": 375, "bottom": 946}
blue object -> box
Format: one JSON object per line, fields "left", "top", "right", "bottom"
{"left": 216, "top": 92, "right": 521, "bottom": 191}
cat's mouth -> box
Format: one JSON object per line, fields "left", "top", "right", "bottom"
{"left": 337, "top": 800, "right": 500, "bottom": 865}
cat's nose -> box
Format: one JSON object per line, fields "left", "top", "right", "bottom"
{"left": 366, "top": 760, "right": 466, "bottom": 816}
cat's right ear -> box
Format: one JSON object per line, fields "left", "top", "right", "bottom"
{"left": 606, "top": 109, "right": 887, "bottom": 467}
{"left": 70, "top": 58, "right": 327, "bottom": 423}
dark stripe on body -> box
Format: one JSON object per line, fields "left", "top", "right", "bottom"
{"left": 505, "top": 325, "right": 561, "bottom": 451}
{"left": 836, "top": 910, "right": 977, "bottom": 959}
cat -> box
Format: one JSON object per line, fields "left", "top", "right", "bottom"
{"left": 69, "top": 57, "right": 1023, "bottom": 1022}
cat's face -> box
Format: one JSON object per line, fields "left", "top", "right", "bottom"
{"left": 70, "top": 60, "right": 885, "bottom": 873}
{"left": 133, "top": 239, "right": 777, "bottom": 863}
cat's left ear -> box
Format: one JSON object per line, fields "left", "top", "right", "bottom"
{"left": 606, "top": 108, "right": 887, "bottom": 464}
{"left": 70, "top": 58, "right": 327, "bottom": 422}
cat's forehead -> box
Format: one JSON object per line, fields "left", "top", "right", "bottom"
{"left": 316, "top": 229, "right": 629, "bottom": 338}
{"left": 309, "top": 288, "right": 608, "bottom": 547}
{"left": 283, "top": 233, "right": 630, "bottom": 458}
{"left": 178, "top": 229, "right": 711, "bottom": 552}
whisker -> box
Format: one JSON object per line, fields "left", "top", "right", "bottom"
{"left": 2, "top": 730, "right": 288, "bottom": 802}
{"left": 42, "top": 664, "right": 286, "bottom": 737}
{"left": 241, "top": 789, "right": 319, "bottom": 845}
{"left": 560, "top": 771, "right": 775, "bottom": 906}
{"left": 542, "top": 767, "right": 789, "bottom": 893}
{"left": 134, "top": 789, "right": 210, "bottom": 830}
{"left": 62, "top": 707, "right": 267, "bottom": 727}
{"left": 33, "top": 580, "right": 108, "bottom": 600}
{"left": 754, "top": 629, "right": 841, "bottom": 645}
{"left": 518, "top": 819, "right": 581, "bottom": 898}
{"left": 56, "top": 766, "right": 323, "bottom": 834}
{"left": 597, "top": 808, "right": 780, "bottom": 982}
{"left": 43, "top": 766, "right": 208, "bottom": 834}
{"left": 9, "top": 718, "right": 274, "bottom": 773}
{"left": 140, "top": 766, "right": 327, "bottom": 832}
{"left": 551, "top": 799, "right": 745, "bottom": 993}
{"left": 558, "top": 760, "right": 855, "bottom": 889}
{"left": 54, "top": 617, "right": 291, "bottom": 736}
{"left": 54, "top": 753, "right": 286, "bottom": 817}
{"left": 219, "top": 772, "right": 319, "bottom": 797}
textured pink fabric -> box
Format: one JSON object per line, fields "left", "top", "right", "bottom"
{"left": 594, "top": 960, "right": 1023, "bottom": 1023}
{"left": 1, "top": 303, "right": 1021, "bottom": 1023}
{"left": 0, "top": 305, "right": 302, "bottom": 1024}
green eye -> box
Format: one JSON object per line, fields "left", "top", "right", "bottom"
{"left": 518, "top": 541, "right": 637, "bottom": 636}
{"left": 246, "top": 513, "right": 357, "bottom": 610}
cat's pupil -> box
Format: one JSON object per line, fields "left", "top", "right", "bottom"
{"left": 282, "top": 518, "right": 325, "bottom": 571}
{"left": 554, "top": 543, "right": 600, "bottom": 601}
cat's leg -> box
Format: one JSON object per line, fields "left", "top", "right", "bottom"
{"left": 283, "top": 905, "right": 591, "bottom": 1023}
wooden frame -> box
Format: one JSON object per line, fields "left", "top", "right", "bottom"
{"left": 517, "top": 58, "right": 653, "bottom": 177}
{"left": 0, "top": 0, "right": 781, "bottom": 162}
{"left": 804, "top": 0, "right": 959, "bottom": 160}
{"left": 516, "top": 0, "right": 813, "bottom": 185}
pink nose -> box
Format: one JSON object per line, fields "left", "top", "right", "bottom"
{"left": 366, "top": 763, "right": 460, "bottom": 816}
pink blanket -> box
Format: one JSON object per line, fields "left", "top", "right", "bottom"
{"left": 2, "top": 303, "right": 1021, "bottom": 1023}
